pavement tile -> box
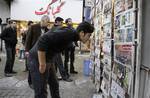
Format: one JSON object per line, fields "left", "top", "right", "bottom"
{"left": 0, "top": 52, "right": 97, "bottom": 98}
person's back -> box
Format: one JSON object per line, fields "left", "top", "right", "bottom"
{"left": 28, "top": 21, "right": 94, "bottom": 98}
{"left": 29, "top": 27, "right": 76, "bottom": 62}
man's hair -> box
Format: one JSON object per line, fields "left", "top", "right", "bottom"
{"left": 55, "top": 17, "right": 64, "bottom": 22}
{"left": 76, "top": 21, "right": 94, "bottom": 34}
{"left": 27, "top": 21, "right": 33, "bottom": 26}
{"left": 41, "top": 15, "right": 50, "bottom": 21}
{"left": 8, "top": 20, "right": 15, "bottom": 24}
{"left": 65, "top": 18, "right": 72, "bottom": 24}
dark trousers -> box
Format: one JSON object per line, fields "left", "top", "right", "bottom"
{"left": 4, "top": 46, "right": 16, "bottom": 73}
{"left": 28, "top": 56, "right": 60, "bottom": 98}
{"left": 64, "top": 47, "right": 75, "bottom": 73}
{"left": 54, "top": 53, "right": 67, "bottom": 79}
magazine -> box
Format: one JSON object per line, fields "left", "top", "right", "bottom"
{"left": 114, "top": 44, "right": 133, "bottom": 66}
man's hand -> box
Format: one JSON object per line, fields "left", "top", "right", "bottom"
{"left": 38, "top": 50, "right": 46, "bottom": 74}
{"left": 25, "top": 51, "right": 29, "bottom": 57}
{"left": 39, "top": 64, "right": 46, "bottom": 74}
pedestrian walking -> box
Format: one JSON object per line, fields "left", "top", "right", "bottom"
{"left": 28, "top": 21, "right": 94, "bottom": 98}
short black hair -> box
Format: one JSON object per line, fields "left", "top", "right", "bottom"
{"left": 55, "top": 17, "right": 64, "bottom": 22}
{"left": 8, "top": 20, "right": 15, "bottom": 24}
{"left": 28, "top": 21, "right": 33, "bottom": 26}
{"left": 65, "top": 18, "right": 72, "bottom": 24}
{"left": 76, "top": 21, "right": 94, "bottom": 34}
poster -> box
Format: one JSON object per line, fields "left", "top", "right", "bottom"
{"left": 114, "top": 44, "right": 134, "bottom": 66}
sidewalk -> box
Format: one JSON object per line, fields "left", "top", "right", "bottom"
{"left": 0, "top": 52, "right": 98, "bottom": 98}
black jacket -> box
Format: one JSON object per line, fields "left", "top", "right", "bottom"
{"left": 0, "top": 26, "right": 17, "bottom": 47}
{"left": 29, "top": 27, "right": 79, "bottom": 63}
{"left": 25, "top": 23, "right": 49, "bottom": 51}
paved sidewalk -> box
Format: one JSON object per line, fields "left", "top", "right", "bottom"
{"left": 0, "top": 52, "right": 99, "bottom": 98}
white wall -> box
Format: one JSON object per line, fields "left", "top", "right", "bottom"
{"left": 0, "top": 0, "right": 10, "bottom": 23}
{"left": 11, "top": 0, "right": 83, "bottom": 23}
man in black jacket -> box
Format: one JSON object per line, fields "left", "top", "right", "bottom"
{"left": 25, "top": 15, "right": 50, "bottom": 88}
{"left": 51, "top": 17, "right": 72, "bottom": 82}
{"left": 0, "top": 20, "right": 17, "bottom": 77}
{"left": 28, "top": 21, "right": 94, "bottom": 98}
{"left": 64, "top": 18, "right": 78, "bottom": 77}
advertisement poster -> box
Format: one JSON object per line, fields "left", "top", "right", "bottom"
{"left": 114, "top": 44, "right": 134, "bottom": 66}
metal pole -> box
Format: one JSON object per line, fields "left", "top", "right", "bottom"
{"left": 134, "top": 0, "right": 142, "bottom": 98}
{"left": 0, "top": 24, "right": 2, "bottom": 51}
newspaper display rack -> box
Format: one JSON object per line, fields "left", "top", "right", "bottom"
{"left": 89, "top": 0, "right": 137, "bottom": 98}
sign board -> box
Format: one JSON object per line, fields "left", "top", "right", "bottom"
{"left": 11, "top": 0, "right": 83, "bottom": 23}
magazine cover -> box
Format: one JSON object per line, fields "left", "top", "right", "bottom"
{"left": 111, "top": 80, "right": 126, "bottom": 98}
{"left": 114, "top": 15, "right": 121, "bottom": 29}
{"left": 125, "top": 11, "right": 134, "bottom": 26}
{"left": 126, "top": 0, "right": 133, "bottom": 10}
{"left": 113, "top": 62, "right": 131, "bottom": 89}
{"left": 126, "top": 27, "right": 134, "bottom": 42}
{"left": 103, "top": 0, "right": 112, "bottom": 24}
{"left": 114, "top": 29, "right": 126, "bottom": 42}
{"left": 101, "top": 67, "right": 111, "bottom": 95}
{"left": 103, "top": 23, "right": 112, "bottom": 38}
{"left": 102, "top": 40, "right": 112, "bottom": 55}
{"left": 114, "top": 44, "right": 134, "bottom": 66}
{"left": 114, "top": 0, "right": 125, "bottom": 14}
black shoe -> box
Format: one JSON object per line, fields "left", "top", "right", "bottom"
{"left": 70, "top": 71, "right": 78, "bottom": 74}
{"left": 4, "top": 73, "right": 13, "bottom": 77}
{"left": 57, "top": 77, "right": 63, "bottom": 80}
{"left": 63, "top": 78, "right": 73, "bottom": 82}
{"left": 10, "top": 71, "right": 17, "bottom": 74}
{"left": 66, "top": 73, "right": 70, "bottom": 78}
